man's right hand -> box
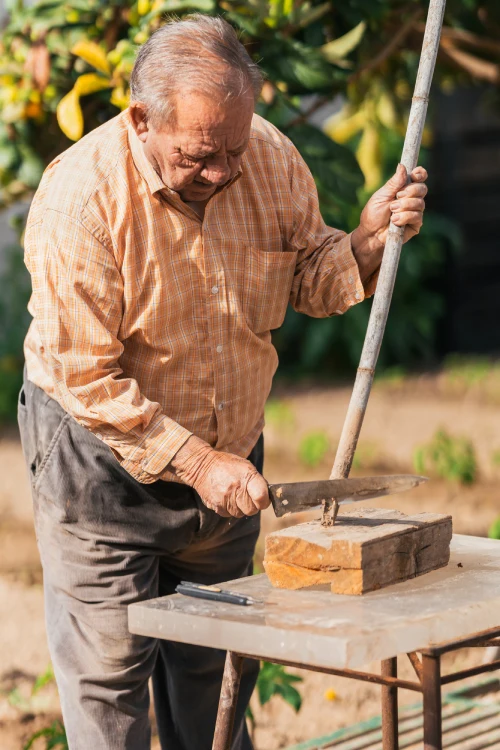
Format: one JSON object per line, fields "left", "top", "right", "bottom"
{"left": 169, "top": 435, "right": 270, "bottom": 518}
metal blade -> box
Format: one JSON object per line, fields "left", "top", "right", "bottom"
{"left": 268, "top": 474, "right": 428, "bottom": 518}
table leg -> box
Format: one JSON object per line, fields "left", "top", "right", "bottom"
{"left": 212, "top": 651, "right": 244, "bottom": 750}
{"left": 381, "top": 657, "right": 399, "bottom": 750}
{"left": 422, "top": 652, "right": 442, "bottom": 750}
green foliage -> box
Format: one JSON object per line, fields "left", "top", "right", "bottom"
{"left": 32, "top": 664, "right": 56, "bottom": 695}
{"left": 299, "top": 430, "right": 330, "bottom": 467}
{"left": 247, "top": 662, "right": 303, "bottom": 730}
{"left": 492, "top": 450, "right": 500, "bottom": 469}
{"left": 351, "top": 440, "right": 380, "bottom": 471}
{"left": 23, "top": 721, "right": 68, "bottom": 750}
{"left": 444, "top": 355, "right": 492, "bottom": 389}
{"left": 0, "top": 214, "right": 32, "bottom": 421}
{"left": 257, "top": 662, "right": 303, "bottom": 711}
{"left": 264, "top": 399, "right": 295, "bottom": 431}
{"left": 488, "top": 517, "right": 500, "bottom": 541}
{"left": 374, "top": 365, "right": 407, "bottom": 388}
{"left": 414, "top": 429, "right": 477, "bottom": 485}
{"left": 0, "top": 0, "right": 498, "bottom": 419}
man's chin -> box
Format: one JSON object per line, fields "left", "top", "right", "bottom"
{"left": 181, "top": 184, "right": 217, "bottom": 201}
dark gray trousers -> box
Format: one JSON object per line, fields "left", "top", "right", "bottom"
{"left": 18, "top": 374, "right": 262, "bottom": 750}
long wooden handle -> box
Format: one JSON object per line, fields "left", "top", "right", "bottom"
{"left": 326, "top": 0, "right": 446, "bottom": 515}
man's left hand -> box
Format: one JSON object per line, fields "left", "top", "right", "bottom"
{"left": 351, "top": 163, "right": 428, "bottom": 281}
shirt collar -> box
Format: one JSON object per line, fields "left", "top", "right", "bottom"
{"left": 127, "top": 116, "right": 244, "bottom": 201}
{"left": 127, "top": 120, "right": 167, "bottom": 196}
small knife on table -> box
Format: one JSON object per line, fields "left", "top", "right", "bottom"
{"left": 176, "top": 581, "right": 260, "bottom": 606}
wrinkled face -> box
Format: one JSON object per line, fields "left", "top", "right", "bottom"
{"left": 129, "top": 90, "right": 255, "bottom": 202}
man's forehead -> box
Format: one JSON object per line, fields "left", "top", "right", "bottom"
{"left": 170, "top": 91, "right": 254, "bottom": 145}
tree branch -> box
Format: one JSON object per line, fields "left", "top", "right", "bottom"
{"left": 349, "top": 7, "right": 423, "bottom": 83}
{"left": 440, "top": 40, "right": 500, "bottom": 83}
{"left": 416, "top": 22, "right": 500, "bottom": 57}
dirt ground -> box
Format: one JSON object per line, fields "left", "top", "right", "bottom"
{"left": 1, "top": 376, "right": 500, "bottom": 749}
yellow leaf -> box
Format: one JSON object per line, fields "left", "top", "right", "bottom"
{"left": 376, "top": 92, "right": 397, "bottom": 130}
{"left": 324, "top": 107, "right": 366, "bottom": 144}
{"left": 321, "top": 21, "right": 366, "bottom": 63}
{"left": 57, "top": 75, "right": 111, "bottom": 141}
{"left": 356, "top": 124, "right": 382, "bottom": 191}
{"left": 71, "top": 40, "right": 111, "bottom": 75}
{"left": 74, "top": 73, "right": 112, "bottom": 96}
{"left": 57, "top": 88, "right": 83, "bottom": 141}
{"left": 110, "top": 85, "right": 130, "bottom": 111}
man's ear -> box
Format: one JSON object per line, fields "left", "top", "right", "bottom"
{"left": 128, "top": 102, "right": 150, "bottom": 142}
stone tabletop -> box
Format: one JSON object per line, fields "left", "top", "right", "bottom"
{"left": 128, "top": 535, "right": 500, "bottom": 670}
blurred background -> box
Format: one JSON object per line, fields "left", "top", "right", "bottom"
{"left": 0, "top": 1, "right": 500, "bottom": 748}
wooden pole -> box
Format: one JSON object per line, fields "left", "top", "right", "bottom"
{"left": 324, "top": 0, "right": 447, "bottom": 525}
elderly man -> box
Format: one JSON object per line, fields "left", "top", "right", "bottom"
{"left": 18, "top": 13, "right": 428, "bottom": 750}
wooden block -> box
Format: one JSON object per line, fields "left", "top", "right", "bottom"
{"left": 264, "top": 507, "right": 452, "bottom": 595}
{"left": 263, "top": 560, "right": 339, "bottom": 590}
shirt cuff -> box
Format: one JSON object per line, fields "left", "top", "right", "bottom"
{"left": 326, "top": 232, "right": 368, "bottom": 316}
{"left": 119, "top": 414, "right": 192, "bottom": 484}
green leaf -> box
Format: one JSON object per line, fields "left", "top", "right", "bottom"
{"left": 32, "top": 664, "right": 55, "bottom": 695}
{"left": 0, "top": 143, "right": 19, "bottom": 171}
{"left": 23, "top": 721, "right": 67, "bottom": 750}
{"left": 285, "top": 123, "right": 364, "bottom": 204}
{"left": 17, "top": 149, "right": 44, "bottom": 189}
{"left": 260, "top": 38, "right": 338, "bottom": 92}
{"left": 489, "top": 517, "right": 500, "bottom": 540}
{"left": 321, "top": 21, "right": 366, "bottom": 62}
{"left": 277, "top": 683, "right": 302, "bottom": 712}
{"left": 142, "top": 0, "right": 214, "bottom": 21}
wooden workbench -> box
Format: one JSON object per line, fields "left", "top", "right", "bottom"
{"left": 128, "top": 535, "right": 500, "bottom": 750}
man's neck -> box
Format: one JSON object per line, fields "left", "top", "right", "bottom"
{"left": 184, "top": 199, "right": 210, "bottom": 221}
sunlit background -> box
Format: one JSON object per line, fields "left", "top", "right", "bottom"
{"left": 1, "top": 1, "right": 500, "bottom": 748}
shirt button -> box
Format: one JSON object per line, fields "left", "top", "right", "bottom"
{"left": 355, "top": 291, "right": 361, "bottom": 300}
{"left": 142, "top": 457, "right": 149, "bottom": 467}
{"left": 218, "top": 402, "right": 224, "bottom": 411}
{"left": 349, "top": 275, "right": 354, "bottom": 284}
{"left": 216, "top": 345, "right": 223, "bottom": 353}
{"left": 96, "top": 432, "right": 103, "bottom": 441}
{"left": 211, "top": 286, "right": 219, "bottom": 294}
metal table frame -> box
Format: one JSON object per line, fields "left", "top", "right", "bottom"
{"left": 212, "top": 626, "right": 500, "bottom": 750}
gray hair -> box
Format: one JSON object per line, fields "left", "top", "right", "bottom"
{"left": 130, "top": 14, "right": 263, "bottom": 127}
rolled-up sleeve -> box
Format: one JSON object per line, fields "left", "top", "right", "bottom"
{"left": 286, "top": 143, "right": 378, "bottom": 317}
{"left": 25, "top": 208, "right": 191, "bottom": 483}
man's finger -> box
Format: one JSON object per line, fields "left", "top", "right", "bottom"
{"left": 377, "top": 163, "right": 407, "bottom": 199}
{"left": 396, "top": 183, "right": 427, "bottom": 199}
{"left": 410, "top": 166, "right": 428, "bottom": 182}
{"left": 233, "top": 478, "right": 260, "bottom": 517}
{"left": 390, "top": 198, "right": 425, "bottom": 213}
{"left": 246, "top": 473, "right": 271, "bottom": 511}
{"left": 391, "top": 210, "right": 423, "bottom": 227}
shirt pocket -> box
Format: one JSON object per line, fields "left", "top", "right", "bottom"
{"left": 243, "top": 248, "right": 298, "bottom": 334}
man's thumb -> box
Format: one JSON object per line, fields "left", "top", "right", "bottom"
{"left": 246, "top": 472, "right": 270, "bottom": 510}
{"left": 379, "top": 163, "right": 408, "bottom": 198}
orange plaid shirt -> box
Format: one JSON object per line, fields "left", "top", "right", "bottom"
{"left": 24, "top": 110, "right": 375, "bottom": 483}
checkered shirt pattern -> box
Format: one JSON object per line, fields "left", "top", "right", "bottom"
{"left": 23, "top": 111, "right": 375, "bottom": 483}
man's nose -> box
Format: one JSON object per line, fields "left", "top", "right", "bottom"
{"left": 200, "top": 157, "right": 231, "bottom": 186}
